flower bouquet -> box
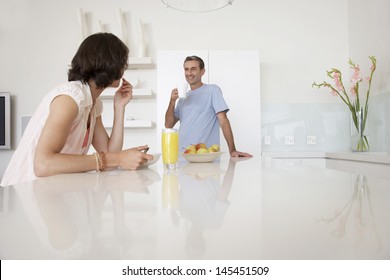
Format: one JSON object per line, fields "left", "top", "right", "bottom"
{"left": 312, "top": 56, "right": 376, "bottom": 152}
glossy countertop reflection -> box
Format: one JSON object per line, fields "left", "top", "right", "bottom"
{"left": 1, "top": 155, "right": 389, "bottom": 260}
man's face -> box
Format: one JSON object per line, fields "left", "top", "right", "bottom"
{"left": 184, "top": 60, "right": 205, "bottom": 86}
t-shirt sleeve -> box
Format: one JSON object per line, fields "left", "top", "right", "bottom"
{"left": 174, "top": 99, "right": 182, "bottom": 119}
{"left": 211, "top": 85, "right": 229, "bottom": 114}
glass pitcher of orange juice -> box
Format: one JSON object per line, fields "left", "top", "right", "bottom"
{"left": 162, "top": 128, "right": 179, "bottom": 169}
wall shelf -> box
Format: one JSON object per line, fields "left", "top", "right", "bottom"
{"left": 100, "top": 88, "right": 154, "bottom": 99}
{"left": 103, "top": 119, "right": 155, "bottom": 129}
{"left": 127, "top": 57, "right": 154, "bottom": 69}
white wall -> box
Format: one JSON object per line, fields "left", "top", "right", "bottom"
{"left": 1, "top": 0, "right": 389, "bottom": 176}
{"left": 348, "top": 0, "right": 390, "bottom": 95}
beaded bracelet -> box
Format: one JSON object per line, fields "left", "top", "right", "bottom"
{"left": 99, "top": 151, "right": 106, "bottom": 171}
{"left": 94, "top": 152, "right": 106, "bottom": 172}
{"left": 93, "top": 153, "right": 100, "bottom": 172}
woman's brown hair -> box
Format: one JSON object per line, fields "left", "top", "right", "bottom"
{"left": 68, "top": 33, "right": 129, "bottom": 88}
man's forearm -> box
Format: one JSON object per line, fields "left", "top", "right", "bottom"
{"left": 165, "top": 100, "right": 177, "bottom": 128}
{"left": 220, "top": 118, "right": 236, "bottom": 153}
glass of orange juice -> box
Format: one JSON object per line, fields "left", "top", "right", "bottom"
{"left": 162, "top": 128, "right": 179, "bottom": 169}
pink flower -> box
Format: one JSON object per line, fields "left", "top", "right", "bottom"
{"left": 333, "top": 72, "right": 343, "bottom": 91}
{"left": 331, "top": 90, "right": 338, "bottom": 96}
{"left": 350, "top": 86, "right": 357, "bottom": 97}
{"left": 351, "top": 64, "right": 362, "bottom": 84}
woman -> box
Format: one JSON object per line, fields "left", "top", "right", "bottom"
{"left": 1, "top": 33, "right": 153, "bottom": 187}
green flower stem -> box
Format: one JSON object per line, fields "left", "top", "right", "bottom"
{"left": 356, "top": 134, "right": 370, "bottom": 152}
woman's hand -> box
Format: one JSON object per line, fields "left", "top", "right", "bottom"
{"left": 114, "top": 78, "right": 133, "bottom": 108}
{"left": 118, "top": 145, "right": 154, "bottom": 170}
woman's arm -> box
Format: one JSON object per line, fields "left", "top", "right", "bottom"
{"left": 34, "top": 95, "right": 97, "bottom": 176}
{"left": 34, "top": 94, "right": 153, "bottom": 178}
{"left": 93, "top": 78, "right": 132, "bottom": 153}
{"left": 91, "top": 79, "right": 153, "bottom": 171}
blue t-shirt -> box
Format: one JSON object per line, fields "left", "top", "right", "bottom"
{"left": 174, "top": 84, "right": 229, "bottom": 151}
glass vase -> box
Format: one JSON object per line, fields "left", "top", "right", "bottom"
{"left": 350, "top": 107, "right": 370, "bottom": 152}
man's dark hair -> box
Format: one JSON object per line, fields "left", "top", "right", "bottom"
{"left": 184, "top": 55, "right": 205, "bottom": 70}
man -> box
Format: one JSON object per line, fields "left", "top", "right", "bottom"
{"left": 165, "top": 55, "right": 252, "bottom": 157}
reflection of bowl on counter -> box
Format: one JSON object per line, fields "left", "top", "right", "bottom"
{"left": 181, "top": 152, "right": 223, "bottom": 163}
{"left": 181, "top": 162, "right": 224, "bottom": 179}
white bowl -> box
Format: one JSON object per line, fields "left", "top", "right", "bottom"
{"left": 145, "top": 153, "right": 161, "bottom": 166}
{"left": 181, "top": 152, "right": 223, "bottom": 163}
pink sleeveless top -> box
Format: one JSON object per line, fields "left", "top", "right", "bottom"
{"left": 1, "top": 81, "right": 103, "bottom": 186}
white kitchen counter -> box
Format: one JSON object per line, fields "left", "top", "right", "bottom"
{"left": 1, "top": 154, "right": 389, "bottom": 260}
{"left": 325, "top": 151, "right": 390, "bottom": 164}
{"left": 263, "top": 151, "right": 390, "bottom": 164}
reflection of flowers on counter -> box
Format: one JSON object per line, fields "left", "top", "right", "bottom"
{"left": 317, "top": 174, "right": 382, "bottom": 252}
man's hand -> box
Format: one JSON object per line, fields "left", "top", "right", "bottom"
{"left": 230, "top": 150, "right": 253, "bottom": 158}
{"left": 170, "top": 88, "right": 179, "bottom": 102}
